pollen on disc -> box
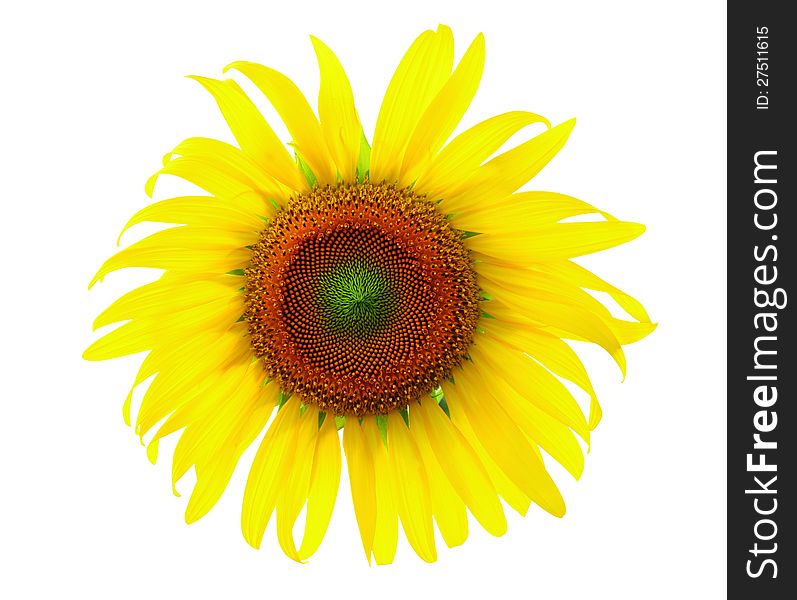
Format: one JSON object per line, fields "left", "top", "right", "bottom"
{"left": 244, "top": 181, "right": 481, "bottom": 417}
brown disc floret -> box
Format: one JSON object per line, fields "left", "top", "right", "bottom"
{"left": 244, "top": 181, "right": 480, "bottom": 416}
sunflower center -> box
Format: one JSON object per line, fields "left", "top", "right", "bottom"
{"left": 244, "top": 181, "right": 480, "bottom": 417}
{"left": 318, "top": 259, "right": 395, "bottom": 337}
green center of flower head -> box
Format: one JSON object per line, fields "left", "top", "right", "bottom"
{"left": 317, "top": 259, "right": 397, "bottom": 337}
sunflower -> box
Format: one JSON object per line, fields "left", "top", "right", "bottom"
{"left": 85, "top": 25, "right": 654, "bottom": 563}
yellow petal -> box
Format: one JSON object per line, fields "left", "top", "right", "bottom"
{"left": 146, "top": 140, "right": 291, "bottom": 205}
{"left": 136, "top": 370, "right": 213, "bottom": 441}
{"left": 467, "top": 221, "right": 646, "bottom": 262}
{"left": 83, "top": 298, "right": 242, "bottom": 361}
{"left": 427, "top": 464, "right": 468, "bottom": 549}
{"left": 158, "top": 137, "right": 290, "bottom": 203}
{"left": 413, "top": 398, "right": 506, "bottom": 537}
{"left": 145, "top": 155, "right": 253, "bottom": 201}
{"left": 183, "top": 449, "right": 238, "bottom": 520}
{"left": 480, "top": 318, "right": 598, "bottom": 415}
{"left": 479, "top": 260, "right": 617, "bottom": 315}
{"left": 387, "top": 412, "right": 437, "bottom": 562}
{"left": 516, "top": 401, "right": 585, "bottom": 480}
{"left": 451, "top": 191, "right": 615, "bottom": 234}
{"left": 370, "top": 25, "right": 454, "bottom": 183}
{"left": 364, "top": 418, "right": 398, "bottom": 565}
{"left": 411, "top": 402, "right": 469, "bottom": 547}
{"left": 129, "top": 328, "right": 229, "bottom": 391}
{"left": 226, "top": 61, "right": 337, "bottom": 184}
{"left": 342, "top": 419, "right": 376, "bottom": 561}
{"left": 153, "top": 367, "right": 248, "bottom": 467}
{"left": 182, "top": 368, "right": 273, "bottom": 522}
{"left": 441, "top": 380, "right": 531, "bottom": 516}
{"left": 588, "top": 397, "right": 603, "bottom": 431}
{"left": 298, "top": 412, "right": 341, "bottom": 560}
{"left": 148, "top": 342, "right": 254, "bottom": 447}
{"left": 484, "top": 287, "right": 627, "bottom": 376}
{"left": 188, "top": 76, "right": 308, "bottom": 192}
{"left": 311, "top": 36, "right": 363, "bottom": 181}
{"left": 276, "top": 405, "right": 321, "bottom": 561}
{"left": 241, "top": 398, "right": 302, "bottom": 548}
{"left": 467, "top": 359, "right": 584, "bottom": 479}
{"left": 135, "top": 333, "right": 249, "bottom": 437}
{"left": 92, "top": 274, "right": 239, "bottom": 330}
{"left": 479, "top": 262, "right": 654, "bottom": 355}
{"left": 400, "top": 33, "right": 485, "bottom": 184}
{"left": 122, "top": 349, "right": 166, "bottom": 426}
{"left": 444, "top": 118, "right": 576, "bottom": 213}
{"left": 89, "top": 226, "right": 252, "bottom": 288}
{"left": 118, "top": 195, "right": 266, "bottom": 245}
{"left": 537, "top": 260, "right": 652, "bottom": 323}
{"left": 122, "top": 336, "right": 201, "bottom": 426}
{"left": 136, "top": 328, "right": 238, "bottom": 385}
{"left": 450, "top": 364, "right": 566, "bottom": 517}
{"left": 471, "top": 335, "right": 589, "bottom": 440}
{"left": 122, "top": 388, "right": 134, "bottom": 425}
{"left": 416, "top": 111, "right": 549, "bottom": 198}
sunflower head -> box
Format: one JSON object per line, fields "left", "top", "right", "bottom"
{"left": 86, "top": 25, "right": 654, "bottom": 564}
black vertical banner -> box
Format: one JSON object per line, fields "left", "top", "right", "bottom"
{"left": 728, "top": 4, "right": 794, "bottom": 598}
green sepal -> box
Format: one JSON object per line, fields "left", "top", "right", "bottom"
{"left": 461, "top": 231, "right": 481, "bottom": 239}
{"left": 299, "top": 402, "right": 309, "bottom": 416}
{"left": 399, "top": 406, "right": 410, "bottom": 427}
{"left": 356, "top": 130, "right": 371, "bottom": 181}
{"left": 480, "top": 310, "right": 496, "bottom": 319}
{"left": 335, "top": 416, "right": 346, "bottom": 430}
{"left": 277, "top": 389, "right": 291, "bottom": 409}
{"left": 295, "top": 151, "right": 317, "bottom": 188}
{"left": 227, "top": 268, "right": 246, "bottom": 276}
{"left": 375, "top": 414, "right": 389, "bottom": 446}
{"left": 318, "top": 411, "right": 327, "bottom": 430}
{"left": 480, "top": 291, "right": 494, "bottom": 301}
{"left": 430, "top": 386, "right": 451, "bottom": 419}
{"left": 267, "top": 198, "right": 281, "bottom": 212}
{"left": 438, "top": 396, "right": 451, "bottom": 419}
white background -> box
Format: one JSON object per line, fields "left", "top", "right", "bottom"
{"left": 0, "top": 0, "right": 726, "bottom": 598}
